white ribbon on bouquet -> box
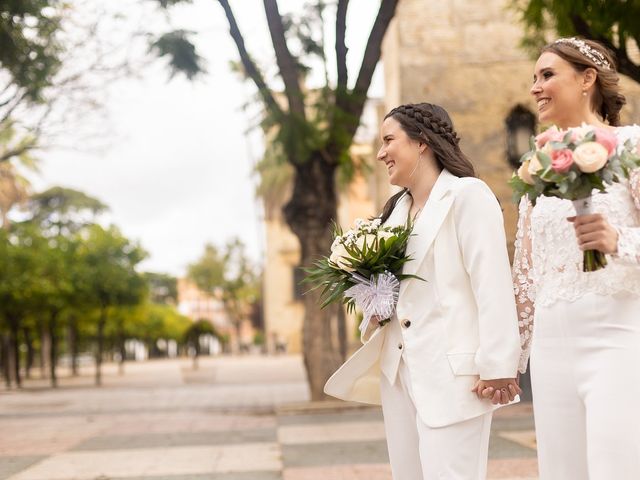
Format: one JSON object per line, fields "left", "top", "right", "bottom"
{"left": 344, "top": 271, "right": 400, "bottom": 336}
{"left": 572, "top": 196, "right": 593, "bottom": 216}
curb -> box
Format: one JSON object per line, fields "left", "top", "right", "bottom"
{"left": 276, "top": 400, "right": 381, "bottom": 416}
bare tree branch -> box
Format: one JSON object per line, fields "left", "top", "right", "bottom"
{"left": 335, "top": 0, "right": 349, "bottom": 92}
{"left": 263, "top": 0, "right": 306, "bottom": 120}
{"left": 217, "top": 0, "right": 284, "bottom": 119}
{"left": 0, "top": 90, "right": 28, "bottom": 123}
{"left": 316, "top": 3, "right": 330, "bottom": 88}
{"left": 331, "top": 0, "right": 398, "bottom": 150}
{"left": 351, "top": 0, "right": 398, "bottom": 104}
{"left": 0, "top": 142, "right": 37, "bottom": 163}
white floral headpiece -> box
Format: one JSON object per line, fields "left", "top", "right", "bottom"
{"left": 553, "top": 37, "right": 611, "bottom": 70}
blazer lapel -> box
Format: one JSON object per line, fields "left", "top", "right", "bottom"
{"left": 401, "top": 170, "right": 458, "bottom": 281}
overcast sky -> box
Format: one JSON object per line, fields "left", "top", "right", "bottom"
{"left": 26, "top": 0, "right": 384, "bottom": 276}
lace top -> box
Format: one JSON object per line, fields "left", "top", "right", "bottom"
{"left": 513, "top": 125, "right": 640, "bottom": 373}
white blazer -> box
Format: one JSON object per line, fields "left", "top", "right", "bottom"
{"left": 324, "top": 169, "right": 521, "bottom": 428}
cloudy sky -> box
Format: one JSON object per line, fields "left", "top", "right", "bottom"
{"left": 26, "top": 0, "right": 384, "bottom": 276}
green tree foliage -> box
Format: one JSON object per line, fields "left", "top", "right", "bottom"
{"left": 188, "top": 239, "right": 260, "bottom": 351}
{"left": 0, "top": 1, "right": 63, "bottom": 165}
{"left": 0, "top": 0, "right": 64, "bottom": 102}
{"left": 0, "top": 224, "right": 44, "bottom": 387}
{"left": 184, "top": 318, "right": 219, "bottom": 369}
{"left": 24, "top": 187, "right": 106, "bottom": 385}
{"left": 513, "top": 0, "right": 640, "bottom": 82}
{"left": 27, "top": 186, "right": 108, "bottom": 235}
{"left": 75, "top": 224, "right": 148, "bottom": 385}
{"left": 0, "top": 184, "right": 196, "bottom": 388}
{"left": 144, "top": 272, "right": 178, "bottom": 305}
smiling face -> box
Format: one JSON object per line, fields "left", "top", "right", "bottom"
{"left": 377, "top": 116, "right": 424, "bottom": 188}
{"left": 531, "top": 51, "right": 590, "bottom": 127}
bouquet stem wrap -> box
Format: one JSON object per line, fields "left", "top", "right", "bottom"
{"left": 344, "top": 271, "right": 400, "bottom": 336}
{"left": 572, "top": 197, "right": 608, "bottom": 272}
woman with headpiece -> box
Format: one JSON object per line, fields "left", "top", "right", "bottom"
{"left": 511, "top": 37, "right": 640, "bottom": 479}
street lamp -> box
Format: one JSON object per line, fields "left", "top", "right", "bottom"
{"left": 506, "top": 105, "right": 536, "bottom": 169}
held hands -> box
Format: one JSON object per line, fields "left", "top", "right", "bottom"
{"left": 471, "top": 377, "right": 522, "bottom": 405}
{"left": 568, "top": 213, "right": 618, "bottom": 254}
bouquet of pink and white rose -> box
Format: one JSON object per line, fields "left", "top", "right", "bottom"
{"left": 509, "top": 123, "right": 640, "bottom": 271}
{"left": 304, "top": 218, "right": 421, "bottom": 335}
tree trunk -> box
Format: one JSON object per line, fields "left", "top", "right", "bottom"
{"left": 49, "top": 310, "right": 59, "bottom": 388}
{"left": 23, "top": 326, "right": 34, "bottom": 379}
{"left": 39, "top": 318, "right": 50, "bottom": 379}
{"left": 7, "top": 314, "right": 21, "bottom": 388}
{"left": 192, "top": 337, "right": 200, "bottom": 370}
{"left": 1, "top": 332, "right": 11, "bottom": 388}
{"left": 284, "top": 153, "right": 343, "bottom": 400}
{"left": 234, "top": 317, "right": 242, "bottom": 354}
{"left": 118, "top": 328, "right": 125, "bottom": 375}
{"left": 68, "top": 315, "right": 79, "bottom": 376}
{"left": 95, "top": 306, "right": 107, "bottom": 386}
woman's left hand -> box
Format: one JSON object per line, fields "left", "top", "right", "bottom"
{"left": 568, "top": 213, "right": 619, "bottom": 254}
{"left": 472, "top": 378, "right": 521, "bottom": 405}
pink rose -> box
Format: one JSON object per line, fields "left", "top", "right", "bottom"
{"left": 535, "top": 126, "right": 563, "bottom": 148}
{"left": 593, "top": 128, "right": 617, "bottom": 155}
{"left": 550, "top": 149, "right": 574, "bottom": 173}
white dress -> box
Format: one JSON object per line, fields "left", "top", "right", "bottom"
{"left": 513, "top": 125, "right": 640, "bottom": 480}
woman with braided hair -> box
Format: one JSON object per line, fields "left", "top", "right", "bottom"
{"left": 509, "top": 38, "right": 640, "bottom": 479}
{"left": 324, "top": 102, "right": 521, "bottom": 479}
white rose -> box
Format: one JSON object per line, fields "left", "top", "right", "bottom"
{"left": 355, "top": 233, "right": 377, "bottom": 252}
{"left": 528, "top": 152, "right": 544, "bottom": 176}
{"left": 329, "top": 243, "right": 355, "bottom": 272}
{"left": 572, "top": 141, "right": 609, "bottom": 173}
{"left": 518, "top": 160, "right": 535, "bottom": 185}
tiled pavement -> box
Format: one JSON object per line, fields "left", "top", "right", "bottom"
{"left": 0, "top": 356, "right": 538, "bottom": 479}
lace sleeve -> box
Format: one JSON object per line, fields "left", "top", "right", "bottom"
{"left": 613, "top": 168, "right": 640, "bottom": 265}
{"left": 512, "top": 198, "right": 535, "bottom": 374}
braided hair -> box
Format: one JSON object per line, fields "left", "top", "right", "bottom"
{"left": 379, "top": 102, "right": 476, "bottom": 223}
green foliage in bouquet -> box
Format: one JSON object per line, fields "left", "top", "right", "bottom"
{"left": 303, "top": 220, "right": 421, "bottom": 311}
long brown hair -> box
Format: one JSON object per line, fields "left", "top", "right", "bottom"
{"left": 379, "top": 102, "right": 476, "bottom": 223}
{"left": 541, "top": 38, "right": 626, "bottom": 126}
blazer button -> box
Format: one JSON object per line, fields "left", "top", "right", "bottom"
{"left": 397, "top": 343, "right": 403, "bottom": 350}
{"left": 402, "top": 319, "right": 411, "bottom": 328}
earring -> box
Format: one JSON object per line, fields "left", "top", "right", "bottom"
{"left": 582, "top": 91, "right": 588, "bottom": 97}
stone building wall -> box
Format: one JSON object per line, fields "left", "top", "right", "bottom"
{"left": 381, "top": 0, "right": 640, "bottom": 251}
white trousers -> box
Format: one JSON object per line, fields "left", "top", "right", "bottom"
{"left": 380, "top": 357, "right": 492, "bottom": 479}
{"left": 531, "top": 292, "right": 640, "bottom": 480}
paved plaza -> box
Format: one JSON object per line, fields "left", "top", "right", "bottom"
{"left": 0, "top": 356, "right": 538, "bottom": 479}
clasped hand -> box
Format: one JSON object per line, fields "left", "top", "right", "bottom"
{"left": 471, "top": 378, "right": 522, "bottom": 405}
{"left": 568, "top": 213, "right": 618, "bottom": 254}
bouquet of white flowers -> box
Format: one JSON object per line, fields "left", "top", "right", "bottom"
{"left": 509, "top": 123, "right": 640, "bottom": 271}
{"left": 305, "top": 217, "right": 420, "bottom": 334}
